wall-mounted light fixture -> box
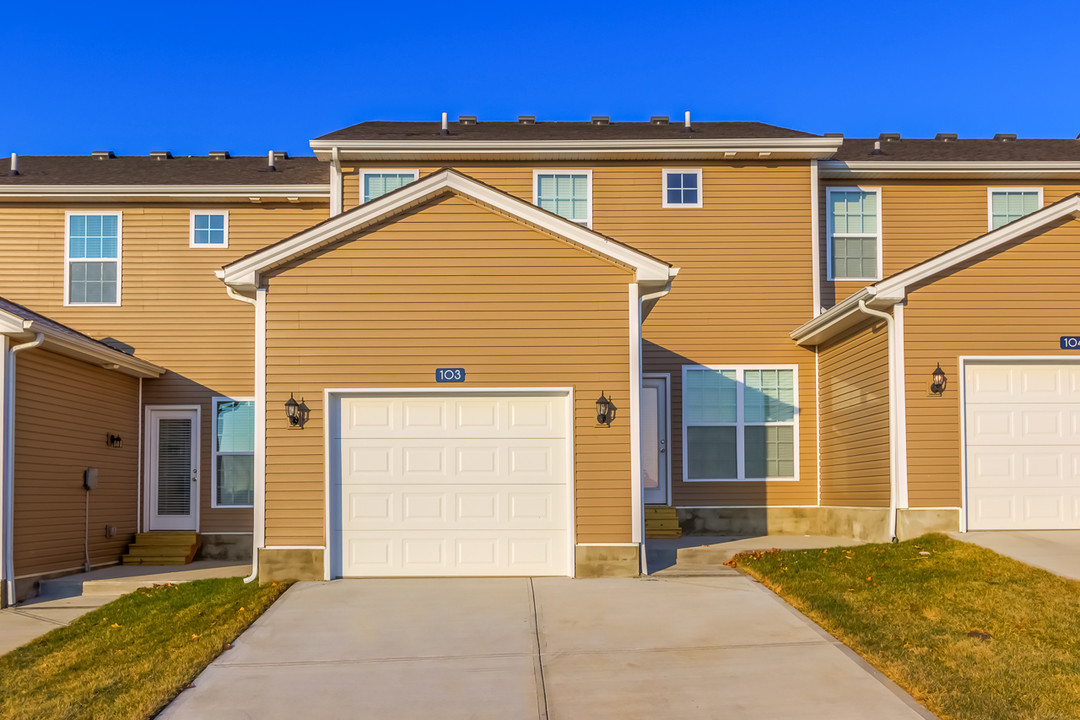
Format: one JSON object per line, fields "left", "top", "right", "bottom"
{"left": 596, "top": 392, "right": 617, "bottom": 426}
{"left": 105, "top": 433, "right": 123, "bottom": 449}
{"left": 285, "top": 393, "right": 302, "bottom": 427}
{"left": 930, "top": 364, "right": 948, "bottom": 395}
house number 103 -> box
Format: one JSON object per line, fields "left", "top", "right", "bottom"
{"left": 435, "top": 368, "right": 465, "bottom": 383}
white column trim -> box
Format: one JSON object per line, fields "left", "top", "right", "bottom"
{"left": 628, "top": 283, "right": 643, "bottom": 548}
{"left": 0, "top": 336, "right": 7, "bottom": 605}
{"left": 810, "top": 160, "right": 822, "bottom": 316}
{"left": 245, "top": 286, "right": 267, "bottom": 582}
{"left": 330, "top": 148, "right": 344, "bottom": 216}
{"left": 893, "top": 301, "right": 909, "bottom": 509}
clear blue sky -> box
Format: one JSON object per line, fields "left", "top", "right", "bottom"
{"left": 3, "top": 0, "right": 1077, "bottom": 156}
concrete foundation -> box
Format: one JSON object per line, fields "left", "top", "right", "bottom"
{"left": 258, "top": 548, "right": 324, "bottom": 582}
{"left": 677, "top": 506, "right": 959, "bottom": 543}
{"left": 574, "top": 545, "right": 639, "bottom": 578}
{"left": 198, "top": 533, "right": 253, "bottom": 561}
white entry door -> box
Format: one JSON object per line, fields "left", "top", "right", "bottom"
{"left": 966, "top": 362, "right": 1080, "bottom": 530}
{"left": 333, "top": 391, "right": 571, "bottom": 577}
{"left": 147, "top": 407, "right": 200, "bottom": 531}
{"left": 642, "top": 376, "right": 669, "bottom": 505}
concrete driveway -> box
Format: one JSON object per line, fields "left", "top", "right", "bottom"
{"left": 951, "top": 530, "right": 1080, "bottom": 580}
{"left": 160, "top": 573, "right": 935, "bottom": 720}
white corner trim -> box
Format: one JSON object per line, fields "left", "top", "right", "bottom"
{"left": 629, "top": 284, "right": 643, "bottom": 547}
{"left": 893, "top": 302, "right": 909, "bottom": 510}
{"left": 246, "top": 287, "right": 267, "bottom": 583}
{"left": 532, "top": 169, "right": 593, "bottom": 228}
{"left": 810, "top": 160, "right": 822, "bottom": 316}
{"left": 986, "top": 187, "right": 1044, "bottom": 232}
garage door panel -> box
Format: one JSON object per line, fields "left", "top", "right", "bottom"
{"left": 967, "top": 362, "right": 1080, "bottom": 530}
{"left": 342, "top": 439, "right": 566, "bottom": 485}
{"left": 341, "top": 531, "right": 567, "bottom": 577}
{"left": 339, "top": 395, "right": 567, "bottom": 439}
{"left": 341, "top": 483, "right": 567, "bottom": 530}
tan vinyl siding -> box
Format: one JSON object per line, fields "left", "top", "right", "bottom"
{"left": 0, "top": 202, "right": 329, "bottom": 532}
{"left": 345, "top": 161, "right": 819, "bottom": 508}
{"left": 263, "top": 193, "right": 634, "bottom": 546}
{"left": 820, "top": 180, "right": 1080, "bottom": 307}
{"left": 818, "top": 319, "right": 890, "bottom": 507}
{"left": 13, "top": 349, "right": 140, "bottom": 578}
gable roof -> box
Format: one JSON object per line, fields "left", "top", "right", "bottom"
{"left": 0, "top": 298, "right": 164, "bottom": 378}
{"left": 792, "top": 194, "right": 1080, "bottom": 345}
{"left": 219, "top": 168, "right": 678, "bottom": 293}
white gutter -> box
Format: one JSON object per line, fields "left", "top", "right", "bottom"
{"left": 0, "top": 185, "right": 330, "bottom": 202}
{"left": 2, "top": 332, "right": 43, "bottom": 605}
{"left": 855, "top": 302, "right": 898, "bottom": 542}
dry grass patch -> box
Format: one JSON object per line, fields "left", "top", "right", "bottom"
{"left": 0, "top": 577, "right": 290, "bottom": 720}
{"left": 729, "top": 534, "right": 1080, "bottom": 720}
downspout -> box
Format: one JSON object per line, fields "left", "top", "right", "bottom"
{"left": 3, "top": 332, "right": 44, "bottom": 605}
{"left": 220, "top": 285, "right": 260, "bottom": 583}
{"left": 136, "top": 377, "right": 142, "bottom": 533}
{"left": 856, "top": 301, "right": 898, "bottom": 542}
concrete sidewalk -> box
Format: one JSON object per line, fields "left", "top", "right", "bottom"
{"left": 950, "top": 530, "right": 1080, "bottom": 580}
{"left": 160, "top": 575, "right": 937, "bottom": 720}
{"left": 0, "top": 560, "right": 248, "bottom": 656}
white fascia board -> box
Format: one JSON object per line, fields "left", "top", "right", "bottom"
{"left": 310, "top": 137, "right": 842, "bottom": 161}
{"left": 820, "top": 160, "right": 1080, "bottom": 180}
{"left": 222, "top": 169, "right": 676, "bottom": 288}
{"left": 0, "top": 185, "right": 330, "bottom": 201}
{"left": 790, "top": 287, "right": 903, "bottom": 346}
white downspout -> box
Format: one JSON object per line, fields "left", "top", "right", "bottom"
{"left": 3, "top": 332, "right": 44, "bottom": 605}
{"left": 136, "top": 377, "right": 143, "bottom": 533}
{"left": 856, "top": 301, "right": 898, "bottom": 542}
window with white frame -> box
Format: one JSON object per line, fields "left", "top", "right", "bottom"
{"left": 190, "top": 211, "right": 228, "bottom": 247}
{"left": 827, "top": 188, "right": 881, "bottom": 281}
{"left": 66, "top": 212, "right": 120, "bottom": 305}
{"left": 361, "top": 170, "right": 418, "bottom": 203}
{"left": 683, "top": 366, "right": 797, "bottom": 482}
{"left": 213, "top": 398, "right": 254, "bottom": 507}
{"left": 534, "top": 170, "right": 592, "bottom": 226}
{"left": 989, "top": 188, "right": 1042, "bottom": 230}
{"left": 662, "top": 169, "right": 702, "bottom": 208}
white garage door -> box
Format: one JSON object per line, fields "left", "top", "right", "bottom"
{"left": 966, "top": 362, "right": 1080, "bottom": 529}
{"left": 333, "top": 392, "right": 571, "bottom": 577}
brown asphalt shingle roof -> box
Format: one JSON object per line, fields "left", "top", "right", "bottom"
{"left": 315, "top": 120, "right": 820, "bottom": 141}
{"left": 834, "top": 138, "right": 1080, "bottom": 162}
{"left": 0, "top": 156, "right": 327, "bottom": 185}
{"left": 0, "top": 296, "right": 134, "bottom": 355}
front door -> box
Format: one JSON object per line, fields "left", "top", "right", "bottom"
{"left": 147, "top": 407, "right": 200, "bottom": 531}
{"left": 642, "top": 376, "right": 669, "bottom": 504}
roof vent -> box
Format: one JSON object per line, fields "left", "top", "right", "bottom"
{"left": 871, "top": 140, "right": 884, "bottom": 156}
{"left": 879, "top": 133, "right": 901, "bottom": 142}
{"left": 591, "top": 116, "right": 610, "bottom": 125}
{"left": 824, "top": 132, "right": 844, "bottom": 138}
{"left": 272, "top": 151, "right": 288, "bottom": 160}
{"left": 518, "top": 115, "right": 536, "bottom": 124}
{"left": 91, "top": 151, "right": 115, "bottom": 159}
{"left": 683, "top": 110, "right": 693, "bottom": 132}
{"left": 267, "top": 150, "right": 276, "bottom": 172}
{"left": 8, "top": 152, "right": 18, "bottom": 176}
{"left": 994, "top": 133, "right": 1017, "bottom": 141}
{"left": 650, "top": 116, "right": 669, "bottom": 125}
{"left": 150, "top": 151, "right": 173, "bottom": 160}
{"left": 209, "top": 151, "right": 231, "bottom": 159}
{"left": 458, "top": 115, "right": 477, "bottom": 125}
{"left": 935, "top": 133, "right": 958, "bottom": 142}
{"left": 440, "top": 112, "right": 449, "bottom": 136}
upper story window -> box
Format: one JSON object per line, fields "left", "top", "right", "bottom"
{"left": 212, "top": 397, "right": 255, "bottom": 508}
{"left": 662, "top": 169, "right": 703, "bottom": 208}
{"left": 989, "top": 188, "right": 1042, "bottom": 230}
{"left": 190, "top": 211, "right": 228, "bottom": 247}
{"left": 534, "top": 170, "right": 592, "bottom": 227}
{"left": 683, "top": 366, "right": 798, "bottom": 482}
{"left": 66, "top": 212, "right": 121, "bottom": 306}
{"left": 361, "top": 170, "right": 418, "bottom": 203}
{"left": 827, "top": 187, "right": 881, "bottom": 281}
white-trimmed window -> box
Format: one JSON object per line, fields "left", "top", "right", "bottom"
{"left": 682, "top": 366, "right": 798, "bottom": 482}
{"left": 190, "top": 211, "right": 229, "bottom": 247}
{"left": 66, "top": 211, "right": 121, "bottom": 306}
{"left": 662, "top": 169, "right": 703, "bottom": 208}
{"left": 826, "top": 187, "right": 881, "bottom": 281}
{"left": 988, "top": 188, "right": 1042, "bottom": 230}
{"left": 534, "top": 170, "right": 592, "bottom": 226}
{"left": 361, "top": 170, "right": 418, "bottom": 203}
{"left": 212, "top": 397, "right": 254, "bottom": 508}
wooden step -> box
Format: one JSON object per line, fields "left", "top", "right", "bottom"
{"left": 122, "top": 532, "right": 200, "bottom": 565}
{"left": 644, "top": 506, "right": 682, "bottom": 539}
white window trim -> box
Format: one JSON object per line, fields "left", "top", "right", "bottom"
{"left": 358, "top": 169, "right": 419, "bottom": 204}
{"left": 681, "top": 364, "right": 800, "bottom": 483}
{"left": 211, "top": 396, "right": 255, "bottom": 508}
{"left": 64, "top": 210, "right": 122, "bottom": 307}
{"left": 825, "top": 186, "right": 882, "bottom": 282}
{"left": 189, "top": 210, "right": 230, "bottom": 248}
{"left": 661, "top": 169, "right": 703, "bottom": 209}
{"left": 987, "top": 187, "right": 1043, "bottom": 231}
{"left": 532, "top": 169, "right": 593, "bottom": 228}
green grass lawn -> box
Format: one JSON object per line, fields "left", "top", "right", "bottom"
{"left": 729, "top": 534, "right": 1080, "bottom": 720}
{"left": 0, "top": 577, "right": 290, "bottom": 720}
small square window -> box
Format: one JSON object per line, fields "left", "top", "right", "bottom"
{"left": 662, "top": 170, "right": 703, "bottom": 208}
{"left": 190, "top": 211, "right": 229, "bottom": 247}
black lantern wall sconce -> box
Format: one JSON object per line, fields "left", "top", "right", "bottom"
{"left": 596, "top": 392, "right": 617, "bottom": 426}
{"left": 105, "top": 433, "right": 123, "bottom": 449}
{"left": 930, "top": 364, "right": 948, "bottom": 396}
{"left": 284, "top": 393, "right": 309, "bottom": 428}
